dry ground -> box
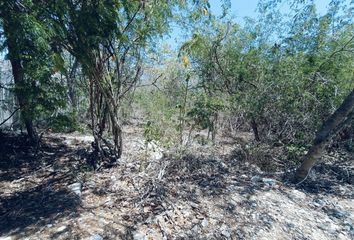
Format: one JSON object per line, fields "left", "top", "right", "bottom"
{"left": 0, "top": 125, "right": 353, "bottom": 240}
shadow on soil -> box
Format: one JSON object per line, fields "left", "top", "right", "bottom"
{"left": 1, "top": 131, "right": 352, "bottom": 238}
{"left": 115, "top": 150, "right": 353, "bottom": 238}
{"left": 113, "top": 153, "right": 278, "bottom": 239}
{"left": 0, "top": 181, "right": 80, "bottom": 235}
{"left": 294, "top": 162, "right": 354, "bottom": 198}
{"left": 0, "top": 132, "right": 81, "bottom": 236}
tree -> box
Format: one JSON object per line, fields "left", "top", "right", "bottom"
{"left": 44, "top": 0, "right": 213, "bottom": 167}
{"left": 0, "top": 1, "right": 64, "bottom": 142}
{"left": 294, "top": 88, "right": 354, "bottom": 182}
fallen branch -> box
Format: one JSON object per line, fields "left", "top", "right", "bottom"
{"left": 0, "top": 107, "right": 19, "bottom": 126}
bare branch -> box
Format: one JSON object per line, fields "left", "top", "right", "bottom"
{"left": 0, "top": 107, "right": 19, "bottom": 126}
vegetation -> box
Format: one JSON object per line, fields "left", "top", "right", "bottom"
{"left": 1, "top": 1, "right": 354, "bottom": 239}
{"left": 0, "top": 0, "right": 353, "bottom": 181}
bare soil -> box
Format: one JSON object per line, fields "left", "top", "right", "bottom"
{"left": 0, "top": 126, "right": 353, "bottom": 240}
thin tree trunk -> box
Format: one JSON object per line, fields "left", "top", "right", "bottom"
{"left": 294, "top": 88, "right": 354, "bottom": 183}
{"left": 98, "top": 103, "right": 108, "bottom": 137}
{"left": 10, "top": 59, "right": 37, "bottom": 142}
{"left": 211, "top": 112, "right": 218, "bottom": 144}
{"left": 67, "top": 59, "right": 79, "bottom": 112}
{"left": 90, "top": 66, "right": 123, "bottom": 159}
{"left": 251, "top": 116, "right": 260, "bottom": 142}
{"left": 109, "top": 109, "right": 123, "bottom": 158}
{"left": 179, "top": 77, "right": 189, "bottom": 145}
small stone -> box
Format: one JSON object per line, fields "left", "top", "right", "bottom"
{"left": 143, "top": 206, "right": 151, "bottom": 213}
{"left": 337, "top": 233, "right": 348, "bottom": 240}
{"left": 191, "top": 218, "right": 199, "bottom": 224}
{"left": 56, "top": 226, "right": 67, "bottom": 232}
{"left": 251, "top": 176, "right": 261, "bottom": 183}
{"left": 85, "top": 181, "right": 96, "bottom": 189}
{"left": 133, "top": 232, "right": 147, "bottom": 240}
{"left": 327, "top": 223, "right": 338, "bottom": 234}
{"left": 190, "top": 202, "right": 199, "bottom": 209}
{"left": 286, "top": 222, "right": 295, "bottom": 229}
{"left": 312, "top": 199, "right": 326, "bottom": 208}
{"left": 338, "top": 186, "right": 346, "bottom": 194}
{"left": 328, "top": 209, "right": 349, "bottom": 219}
{"left": 201, "top": 219, "right": 209, "bottom": 228}
{"left": 289, "top": 189, "right": 306, "bottom": 201}
{"left": 220, "top": 225, "right": 231, "bottom": 238}
{"left": 248, "top": 200, "right": 258, "bottom": 208}
{"left": 344, "top": 219, "right": 354, "bottom": 233}
{"left": 318, "top": 222, "right": 337, "bottom": 234}
{"left": 191, "top": 225, "right": 200, "bottom": 233}
{"left": 0, "top": 236, "right": 15, "bottom": 240}
{"left": 221, "top": 229, "right": 231, "bottom": 238}
{"left": 262, "top": 178, "right": 277, "bottom": 187}
{"left": 89, "top": 234, "right": 103, "bottom": 240}
{"left": 69, "top": 182, "right": 82, "bottom": 197}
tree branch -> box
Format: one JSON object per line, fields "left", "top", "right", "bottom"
{"left": 0, "top": 107, "right": 19, "bottom": 126}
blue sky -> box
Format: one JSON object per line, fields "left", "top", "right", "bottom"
{"left": 164, "top": 0, "right": 334, "bottom": 48}
{"left": 210, "top": 0, "right": 331, "bottom": 20}
{"left": 0, "top": 0, "right": 348, "bottom": 59}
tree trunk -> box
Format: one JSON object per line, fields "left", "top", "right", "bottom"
{"left": 211, "top": 112, "right": 218, "bottom": 144}
{"left": 94, "top": 71, "right": 123, "bottom": 159}
{"left": 98, "top": 103, "right": 108, "bottom": 137}
{"left": 88, "top": 66, "right": 123, "bottom": 163}
{"left": 2, "top": 6, "right": 38, "bottom": 142}
{"left": 294, "top": 88, "right": 354, "bottom": 183}
{"left": 251, "top": 116, "right": 260, "bottom": 142}
{"left": 9, "top": 54, "right": 37, "bottom": 142}
{"left": 109, "top": 109, "right": 123, "bottom": 158}
{"left": 67, "top": 59, "right": 79, "bottom": 112}
{"left": 89, "top": 77, "right": 101, "bottom": 154}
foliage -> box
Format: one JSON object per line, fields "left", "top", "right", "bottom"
{"left": 0, "top": 1, "right": 67, "bottom": 124}
{"left": 143, "top": 120, "right": 162, "bottom": 143}
{"left": 187, "top": 93, "right": 225, "bottom": 130}
{"left": 48, "top": 112, "right": 80, "bottom": 133}
{"left": 179, "top": 1, "right": 354, "bottom": 147}
{"left": 0, "top": 0, "right": 353, "bottom": 176}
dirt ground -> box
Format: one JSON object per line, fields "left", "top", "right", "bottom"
{"left": 0, "top": 126, "right": 353, "bottom": 240}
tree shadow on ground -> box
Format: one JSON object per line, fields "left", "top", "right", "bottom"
{"left": 293, "top": 162, "right": 354, "bottom": 198}
{"left": 0, "top": 133, "right": 82, "bottom": 236}
{"left": 163, "top": 153, "right": 267, "bottom": 197}
{"left": 0, "top": 180, "right": 80, "bottom": 236}
{"left": 114, "top": 150, "right": 353, "bottom": 239}
{"left": 0, "top": 132, "right": 70, "bottom": 182}
{"left": 114, "top": 153, "right": 280, "bottom": 239}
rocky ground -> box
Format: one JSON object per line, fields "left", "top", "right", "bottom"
{"left": 0, "top": 126, "right": 353, "bottom": 240}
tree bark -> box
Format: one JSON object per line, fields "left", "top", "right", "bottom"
{"left": 8, "top": 48, "right": 37, "bottom": 142}
{"left": 67, "top": 59, "right": 79, "bottom": 112}
{"left": 2, "top": 4, "right": 38, "bottom": 142}
{"left": 211, "top": 112, "right": 218, "bottom": 144}
{"left": 251, "top": 116, "right": 260, "bottom": 142}
{"left": 294, "top": 88, "right": 354, "bottom": 183}
{"left": 88, "top": 65, "right": 123, "bottom": 162}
